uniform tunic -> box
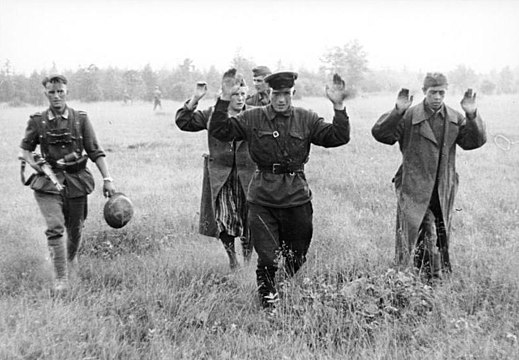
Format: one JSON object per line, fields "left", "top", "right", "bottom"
{"left": 245, "top": 91, "right": 270, "bottom": 107}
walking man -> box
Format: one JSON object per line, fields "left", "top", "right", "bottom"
{"left": 20, "top": 74, "right": 116, "bottom": 292}
{"left": 209, "top": 70, "right": 351, "bottom": 309}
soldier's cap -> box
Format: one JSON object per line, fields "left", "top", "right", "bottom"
{"left": 252, "top": 66, "right": 272, "bottom": 77}
{"left": 42, "top": 74, "right": 68, "bottom": 87}
{"left": 264, "top": 71, "right": 298, "bottom": 90}
{"left": 423, "top": 72, "right": 448, "bottom": 90}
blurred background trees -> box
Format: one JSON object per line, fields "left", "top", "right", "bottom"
{"left": 0, "top": 40, "right": 517, "bottom": 106}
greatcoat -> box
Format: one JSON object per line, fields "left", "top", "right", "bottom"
{"left": 371, "top": 101, "right": 486, "bottom": 267}
{"left": 176, "top": 104, "right": 256, "bottom": 237}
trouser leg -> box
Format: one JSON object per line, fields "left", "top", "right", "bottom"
{"left": 249, "top": 203, "right": 280, "bottom": 307}
{"left": 34, "top": 192, "right": 68, "bottom": 284}
{"left": 64, "top": 196, "right": 88, "bottom": 262}
{"left": 240, "top": 228, "right": 253, "bottom": 263}
{"left": 220, "top": 232, "right": 238, "bottom": 269}
{"left": 279, "top": 202, "right": 313, "bottom": 277}
{"left": 415, "top": 208, "right": 441, "bottom": 279}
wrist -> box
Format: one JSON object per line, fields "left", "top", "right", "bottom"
{"left": 333, "top": 103, "right": 345, "bottom": 111}
{"left": 103, "top": 177, "right": 113, "bottom": 182}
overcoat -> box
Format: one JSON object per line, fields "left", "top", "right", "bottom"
{"left": 176, "top": 104, "right": 256, "bottom": 237}
{"left": 372, "top": 101, "right": 486, "bottom": 267}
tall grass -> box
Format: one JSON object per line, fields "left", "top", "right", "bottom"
{"left": 0, "top": 94, "right": 517, "bottom": 359}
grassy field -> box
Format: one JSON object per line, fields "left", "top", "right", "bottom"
{"left": 0, "top": 93, "right": 517, "bottom": 359}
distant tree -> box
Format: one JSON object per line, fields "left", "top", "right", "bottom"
{"left": 448, "top": 65, "right": 478, "bottom": 94}
{"left": 123, "top": 70, "right": 144, "bottom": 100}
{"left": 100, "top": 67, "right": 124, "bottom": 101}
{"left": 480, "top": 79, "right": 496, "bottom": 95}
{"left": 497, "top": 66, "right": 515, "bottom": 94}
{"left": 72, "top": 64, "right": 103, "bottom": 102}
{"left": 320, "top": 39, "right": 368, "bottom": 91}
{"left": 141, "top": 63, "right": 158, "bottom": 101}
{"left": 231, "top": 50, "right": 255, "bottom": 89}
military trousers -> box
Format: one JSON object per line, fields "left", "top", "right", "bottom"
{"left": 248, "top": 202, "right": 313, "bottom": 298}
{"left": 34, "top": 191, "right": 88, "bottom": 262}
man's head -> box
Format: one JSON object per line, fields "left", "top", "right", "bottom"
{"left": 265, "top": 71, "right": 298, "bottom": 113}
{"left": 422, "top": 72, "right": 448, "bottom": 110}
{"left": 252, "top": 66, "right": 272, "bottom": 93}
{"left": 229, "top": 77, "right": 248, "bottom": 113}
{"left": 42, "top": 74, "right": 68, "bottom": 113}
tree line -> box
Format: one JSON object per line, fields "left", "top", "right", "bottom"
{"left": 1, "top": 40, "right": 517, "bottom": 106}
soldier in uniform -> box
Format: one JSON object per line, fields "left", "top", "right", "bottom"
{"left": 175, "top": 74, "right": 255, "bottom": 269}
{"left": 245, "top": 66, "right": 272, "bottom": 106}
{"left": 372, "top": 73, "right": 486, "bottom": 280}
{"left": 153, "top": 86, "right": 162, "bottom": 111}
{"left": 209, "top": 70, "right": 351, "bottom": 309}
{"left": 20, "top": 74, "right": 116, "bottom": 292}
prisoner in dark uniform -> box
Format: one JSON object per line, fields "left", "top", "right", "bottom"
{"left": 209, "top": 70, "right": 351, "bottom": 309}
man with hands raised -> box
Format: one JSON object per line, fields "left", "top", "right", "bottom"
{"left": 372, "top": 72, "right": 486, "bottom": 281}
{"left": 209, "top": 69, "right": 351, "bottom": 310}
{"left": 175, "top": 75, "right": 256, "bottom": 270}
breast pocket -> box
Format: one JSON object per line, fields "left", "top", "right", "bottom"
{"left": 288, "top": 131, "right": 308, "bottom": 159}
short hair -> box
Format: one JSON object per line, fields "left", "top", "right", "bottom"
{"left": 42, "top": 74, "right": 68, "bottom": 87}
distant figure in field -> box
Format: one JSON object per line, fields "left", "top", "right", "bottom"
{"left": 371, "top": 72, "right": 486, "bottom": 281}
{"left": 19, "top": 74, "right": 116, "bottom": 292}
{"left": 209, "top": 70, "right": 351, "bottom": 311}
{"left": 175, "top": 74, "right": 255, "bottom": 269}
{"left": 153, "top": 86, "right": 162, "bottom": 111}
{"left": 245, "top": 66, "right": 272, "bottom": 107}
{"left": 123, "top": 89, "right": 132, "bottom": 105}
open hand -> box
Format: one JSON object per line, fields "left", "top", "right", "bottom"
{"left": 460, "top": 88, "right": 477, "bottom": 116}
{"left": 194, "top": 82, "right": 208, "bottom": 100}
{"left": 221, "top": 69, "right": 244, "bottom": 101}
{"left": 396, "top": 88, "right": 413, "bottom": 114}
{"left": 325, "top": 73, "right": 349, "bottom": 108}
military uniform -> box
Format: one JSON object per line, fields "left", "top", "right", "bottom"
{"left": 245, "top": 91, "right": 270, "bottom": 107}
{"left": 21, "top": 107, "right": 105, "bottom": 265}
{"left": 176, "top": 101, "right": 256, "bottom": 266}
{"left": 209, "top": 71, "right": 351, "bottom": 307}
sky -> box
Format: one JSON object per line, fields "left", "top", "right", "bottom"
{"left": 1, "top": 0, "right": 518, "bottom": 75}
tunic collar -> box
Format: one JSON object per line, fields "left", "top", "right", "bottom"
{"left": 48, "top": 108, "right": 69, "bottom": 121}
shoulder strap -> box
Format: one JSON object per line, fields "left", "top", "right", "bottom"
{"left": 31, "top": 111, "right": 48, "bottom": 157}
{"left": 71, "top": 109, "right": 86, "bottom": 154}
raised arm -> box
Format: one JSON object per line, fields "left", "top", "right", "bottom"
{"left": 371, "top": 88, "right": 411, "bottom": 145}
{"left": 175, "top": 82, "right": 211, "bottom": 132}
{"left": 207, "top": 69, "right": 248, "bottom": 142}
{"left": 457, "top": 89, "right": 486, "bottom": 150}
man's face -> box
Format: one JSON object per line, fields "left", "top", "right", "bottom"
{"left": 253, "top": 76, "right": 269, "bottom": 93}
{"left": 270, "top": 87, "right": 294, "bottom": 112}
{"left": 230, "top": 87, "right": 247, "bottom": 112}
{"left": 423, "top": 86, "right": 447, "bottom": 110}
{"left": 44, "top": 81, "right": 68, "bottom": 112}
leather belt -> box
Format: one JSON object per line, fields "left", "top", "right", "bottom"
{"left": 257, "top": 163, "right": 304, "bottom": 174}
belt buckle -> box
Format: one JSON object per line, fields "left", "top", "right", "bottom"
{"left": 272, "top": 163, "right": 281, "bottom": 174}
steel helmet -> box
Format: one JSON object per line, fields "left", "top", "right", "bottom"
{"left": 104, "top": 192, "right": 134, "bottom": 229}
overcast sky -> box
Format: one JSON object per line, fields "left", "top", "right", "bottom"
{"left": 1, "top": 0, "right": 518, "bottom": 75}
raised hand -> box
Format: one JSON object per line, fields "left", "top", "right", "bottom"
{"left": 194, "top": 81, "right": 208, "bottom": 100}
{"left": 325, "top": 73, "right": 349, "bottom": 109}
{"left": 460, "top": 88, "right": 477, "bottom": 116}
{"left": 221, "top": 68, "right": 244, "bottom": 101}
{"left": 395, "top": 88, "right": 413, "bottom": 114}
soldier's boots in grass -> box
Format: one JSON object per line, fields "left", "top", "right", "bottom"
{"left": 48, "top": 236, "right": 68, "bottom": 293}
{"left": 257, "top": 266, "right": 279, "bottom": 310}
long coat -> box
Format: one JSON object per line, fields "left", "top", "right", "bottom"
{"left": 371, "top": 101, "right": 486, "bottom": 267}
{"left": 176, "top": 104, "right": 256, "bottom": 237}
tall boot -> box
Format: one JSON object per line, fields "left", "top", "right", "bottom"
{"left": 48, "top": 236, "right": 68, "bottom": 292}
{"left": 220, "top": 233, "right": 238, "bottom": 270}
{"left": 256, "top": 266, "right": 278, "bottom": 309}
